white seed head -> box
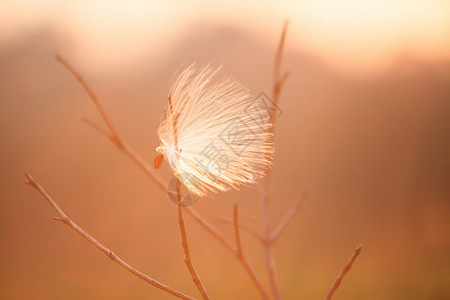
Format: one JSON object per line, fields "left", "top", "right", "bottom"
{"left": 157, "top": 64, "right": 274, "bottom": 196}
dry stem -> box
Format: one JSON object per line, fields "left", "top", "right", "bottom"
{"left": 271, "top": 19, "right": 290, "bottom": 126}
{"left": 25, "top": 173, "right": 195, "bottom": 300}
{"left": 177, "top": 193, "right": 210, "bottom": 300}
{"left": 233, "top": 205, "right": 243, "bottom": 255}
{"left": 55, "top": 55, "right": 124, "bottom": 149}
{"left": 270, "top": 192, "right": 308, "bottom": 244}
{"left": 325, "top": 244, "right": 362, "bottom": 300}
{"left": 260, "top": 19, "right": 290, "bottom": 300}
{"left": 233, "top": 205, "right": 269, "bottom": 300}
{"left": 171, "top": 99, "right": 209, "bottom": 300}
{"left": 261, "top": 192, "right": 280, "bottom": 300}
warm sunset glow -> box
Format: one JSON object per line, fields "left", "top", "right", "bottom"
{"left": 1, "top": 0, "right": 449, "bottom": 74}
{"left": 2, "top": 1, "right": 449, "bottom": 299}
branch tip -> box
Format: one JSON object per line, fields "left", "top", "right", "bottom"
{"left": 233, "top": 204, "right": 242, "bottom": 255}
{"left": 271, "top": 191, "right": 309, "bottom": 243}
{"left": 325, "top": 244, "right": 363, "bottom": 300}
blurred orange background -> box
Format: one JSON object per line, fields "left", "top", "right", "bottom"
{"left": 1, "top": 1, "right": 449, "bottom": 299}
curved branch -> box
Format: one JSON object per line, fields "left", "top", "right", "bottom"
{"left": 271, "top": 192, "right": 308, "bottom": 243}
{"left": 55, "top": 55, "right": 124, "bottom": 149}
{"left": 325, "top": 244, "right": 362, "bottom": 300}
{"left": 233, "top": 205, "right": 269, "bottom": 300}
{"left": 25, "top": 173, "right": 195, "bottom": 300}
{"left": 260, "top": 19, "right": 290, "bottom": 300}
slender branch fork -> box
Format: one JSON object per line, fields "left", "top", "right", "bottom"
{"left": 24, "top": 173, "right": 195, "bottom": 300}
{"left": 219, "top": 191, "right": 309, "bottom": 246}
{"left": 24, "top": 19, "right": 362, "bottom": 300}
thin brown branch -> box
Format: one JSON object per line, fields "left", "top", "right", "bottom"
{"left": 177, "top": 200, "right": 210, "bottom": 299}
{"left": 82, "top": 117, "right": 113, "bottom": 140}
{"left": 271, "top": 19, "right": 290, "bottom": 125}
{"left": 25, "top": 173, "right": 195, "bottom": 300}
{"left": 186, "top": 208, "right": 269, "bottom": 299}
{"left": 174, "top": 172, "right": 209, "bottom": 299}
{"left": 57, "top": 55, "right": 167, "bottom": 191}
{"left": 56, "top": 54, "right": 267, "bottom": 299}
{"left": 261, "top": 193, "right": 281, "bottom": 300}
{"left": 171, "top": 87, "right": 209, "bottom": 299}
{"left": 233, "top": 205, "right": 243, "bottom": 255}
{"left": 325, "top": 244, "right": 363, "bottom": 300}
{"left": 270, "top": 192, "right": 309, "bottom": 243}
{"left": 222, "top": 192, "right": 307, "bottom": 246}
{"left": 233, "top": 205, "right": 269, "bottom": 300}
{"left": 84, "top": 115, "right": 167, "bottom": 191}
{"left": 260, "top": 19, "right": 290, "bottom": 300}
{"left": 55, "top": 54, "right": 124, "bottom": 149}
{"left": 273, "top": 20, "right": 288, "bottom": 89}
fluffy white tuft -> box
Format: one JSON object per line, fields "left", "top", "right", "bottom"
{"left": 157, "top": 64, "right": 274, "bottom": 196}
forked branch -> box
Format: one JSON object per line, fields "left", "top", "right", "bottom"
{"left": 221, "top": 191, "right": 308, "bottom": 246}
{"left": 55, "top": 55, "right": 123, "bottom": 149}
{"left": 25, "top": 173, "right": 195, "bottom": 300}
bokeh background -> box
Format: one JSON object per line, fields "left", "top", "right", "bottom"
{"left": 1, "top": 1, "right": 449, "bottom": 299}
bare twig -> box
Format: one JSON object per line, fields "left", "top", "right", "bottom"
{"left": 233, "top": 205, "right": 269, "bottom": 300}
{"left": 82, "top": 117, "right": 113, "bottom": 140}
{"left": 55, "top": 54, "right": 167, "bottom": 191}
{"left": 271, "top": 19, "right": 290, "bottom": 126}
{"left": 325, "top": 244, "right": 363, "bottom": 300}
{"left": 187, "top": 207, "right": 269, "bottom": 299}
{"left": 55, "top": 55, "right": 124, "bottom": 149}
{"left": 261, "top": 193, "right": 281, "bottom": 300}
{"left": 178, "top": 201, "right": 210, "bottom": 299}
{"left": 172, "top": 100, "right": 209, "bottom": 300}
{"left": 220, "top": 190, "right": 308, "bottom": 247}
{"left": 270, "top": 192, "right": 308, "bottom": 243}
{"left": 233, "top": 205, "right": 243, "bottom": 255}
{"left": 25, "top": 173, "right": 195, "bottom": 300}
{"left": 260, "top": 19, "right": 290, "bottom": 300}
{"left": 81, "top": 116, "right": 167, "bottom": 191}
